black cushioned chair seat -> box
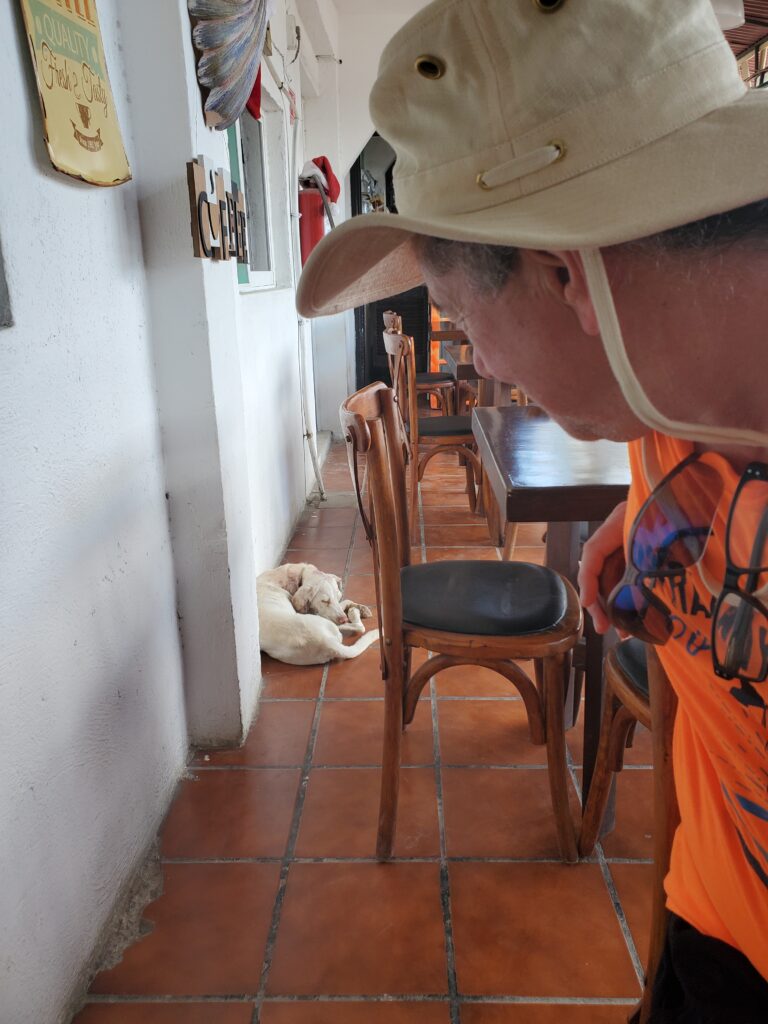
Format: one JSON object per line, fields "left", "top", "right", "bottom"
{"left": 614, "top": 638, "right": 649, "bottom": 699}
{"left": 401, "top": 561, "right": 567, "bottom": 636}
{"left": 416, "top": 414, "right": 473, "bottom": 437}
{"left": 415, "top": 371, "right": 455, "bottom": 384}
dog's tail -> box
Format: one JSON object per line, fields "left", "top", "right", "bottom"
{"left": 332, "top": 628, "right": 381, "bottom": 660}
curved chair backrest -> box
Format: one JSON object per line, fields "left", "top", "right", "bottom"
{"left": 382, "top": 310, "right": 402, "bottom": 333}
{"left": 381, "top": 330, "right": 420, "bottom": 447}
{"left": 340, "top": 382, "right": 411, "bottom": 675}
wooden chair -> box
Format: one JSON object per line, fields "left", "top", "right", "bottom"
{"left": 384, "top": 330, "right": 482, "bottom": 540}
{"left": 384, "top": 311, "right": 457, "bottom": 414}
{"left": 578, "top": 639, "right": 680, "bottom": 1024}
{"left": 340, "top": 381, "right": 584, "bottom": 862}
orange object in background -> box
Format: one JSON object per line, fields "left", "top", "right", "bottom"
{"left": 298, "top": 189, "right": 326, "bottom": 265}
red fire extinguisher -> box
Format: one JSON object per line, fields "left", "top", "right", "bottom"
{"left": 298, "top": 188, "right": 327, "bottom": 266}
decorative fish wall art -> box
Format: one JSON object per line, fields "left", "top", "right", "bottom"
{"left": 188, "top": 0, "right": 273, "bottom": 130}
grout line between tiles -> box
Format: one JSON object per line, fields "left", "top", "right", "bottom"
{"left": 250, "top": 501, "right": 362, "bottom": 1024}
{"left": 567, "top": 758, "right": 646, "bottom": 991}
{"left": 250, "top": 671, "right": 327, "bottom": 1024}
{"left": 193, "top": 762, "right": 556, "bottom": 771}
{"left": 85, "top": 992, "right": 639, "bottom": 1006}
{"left": 161, "top": 854, "right": 596, "bottom": 865}
{"left": 421, "top": 480, "right": 462, "bottom": 1024}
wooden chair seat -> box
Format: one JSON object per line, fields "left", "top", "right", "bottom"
{"left": 578, "top": 639, "right": 679, "bottom": 1024}
{"left": 416, "top": 371, "right": 455, "bottom": 385}
{"left": 412, "top": 414, "right": 473, "bottom": 438}
{"left": 401, "top": 560, "right": 568, "bottom": 636}
{"left": 340, "top": 382, "right": 584, "bottom": 864}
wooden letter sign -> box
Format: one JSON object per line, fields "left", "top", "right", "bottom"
{"left": 187, "top": 156, "right": 249, "bottom": 265}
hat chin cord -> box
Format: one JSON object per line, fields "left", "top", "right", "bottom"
{"left": 580, "top": 248, "right": 768, "bottom": 450}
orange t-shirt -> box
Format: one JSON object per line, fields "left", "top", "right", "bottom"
{"left": 626, "top": 432, "right": 768, "bottom": 980}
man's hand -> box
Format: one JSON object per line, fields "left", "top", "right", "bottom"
{"left": 578, "top": 500, "right": 628, "bottom": 634}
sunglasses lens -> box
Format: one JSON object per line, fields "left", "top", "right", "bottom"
{"left": 608, "top": 583, "right": 674, "bottom": 645}
{"left": 632, "top": 461, "right": 723, "bottom": 573}
{"left": 726, "top": 475, "right": 768, "bottom": 585}
{"left": 714, "top": 591, "right": 768, "bottom": 683}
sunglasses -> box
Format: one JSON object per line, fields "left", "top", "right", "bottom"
{"left": 606, "top": 454, "right": 768, "bottom": 686}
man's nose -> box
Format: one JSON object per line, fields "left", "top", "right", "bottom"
{"left": 473, "top": 348, "right": 490, "bottom": 378}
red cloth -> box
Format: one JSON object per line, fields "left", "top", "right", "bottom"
{"left": 246, "top": 66, "right": 262, "bottom": 120}
{"left": 311, "top": 156, "right": 341, "bottom": 202}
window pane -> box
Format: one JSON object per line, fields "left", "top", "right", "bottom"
{"left": 240, "top": 118, "right": 272, "bottom": 273}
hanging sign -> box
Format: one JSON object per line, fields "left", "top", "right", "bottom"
{"left": 18, "top": 0, "right": 131, "bottom": 186}
{"left": 186, "top": 156, "right": 249, "bottom": 264}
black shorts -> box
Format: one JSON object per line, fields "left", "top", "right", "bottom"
{"left": 649, "top": 912, "right": 768, "bottom": 1023}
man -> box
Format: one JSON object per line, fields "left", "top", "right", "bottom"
{"left": 297, "top": 1, "right": 768, "bottom": 1019}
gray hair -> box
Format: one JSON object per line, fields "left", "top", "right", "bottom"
{"left": 416, "top": 198, "right": 768, "bottom": 293}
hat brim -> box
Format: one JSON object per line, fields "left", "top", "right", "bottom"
{"left": 297, "top": 91, "right": 768, "bottom": 318}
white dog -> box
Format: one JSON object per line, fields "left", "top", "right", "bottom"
{"left": 257, "top": 563, "right": 379, "bottom": 666}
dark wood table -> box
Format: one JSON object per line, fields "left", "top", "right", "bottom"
{"left": 472, "top": 404, "right": 631, "bottom": 807}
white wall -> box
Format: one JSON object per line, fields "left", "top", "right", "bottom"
{"left": 1, "top": 0, "right": 322, "bottom": 1019}
{"left": 302, "top": 0, "right": 433, "bottom": 430}
{"left": 334, "top": 0, "right": 434, "bottom": 175}
{"left": 0, "top": 3, "right": 187, "bottom": 1021}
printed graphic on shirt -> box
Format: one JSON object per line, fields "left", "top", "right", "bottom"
{"left": 648, "top": 571, "right": 768, "bottom": 890}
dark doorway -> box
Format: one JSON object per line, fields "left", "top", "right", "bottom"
{"left": 350, "top": 136, "right": 430, "bottom": 389}
{"left": 362, "top": 286, "right": 430, "bottom": 386}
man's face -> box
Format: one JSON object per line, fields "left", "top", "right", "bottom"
{"left": 420, "top": 250, "right": 647, "bottom": 443}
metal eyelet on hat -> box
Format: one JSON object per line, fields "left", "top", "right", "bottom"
{"left": 414, "top": 55, "right": 446, "bottom": 80}
{"left": 550, "top": 139, "right": 567, "bottom": 161}
{"left": 533, "top": 0, "right": 566, "bottom": 11}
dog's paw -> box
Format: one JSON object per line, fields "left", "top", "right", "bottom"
{"left": 339, "top": 621, "right": 365, "bottom": 637}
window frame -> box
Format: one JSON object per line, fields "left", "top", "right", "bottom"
{"left": 228, "top": 109, "right": 276, "bottom": 292}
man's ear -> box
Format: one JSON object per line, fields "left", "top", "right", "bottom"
{"left": 527, "top": 250, "right": 600, "bottom": 336}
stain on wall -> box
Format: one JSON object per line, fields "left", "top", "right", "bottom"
{"left": 0, "top": 236, "right": 12, "bottom": 329}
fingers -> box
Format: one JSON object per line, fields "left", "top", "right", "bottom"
{"left": 577, "top": 500, "right": 628, "bottom": 627}
{"left": 586, "top": 601, "right": 611, "bottom": 634}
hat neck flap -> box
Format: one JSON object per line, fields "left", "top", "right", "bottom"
{"left": 580, "top": 248, "right": 768, "bottom": 450}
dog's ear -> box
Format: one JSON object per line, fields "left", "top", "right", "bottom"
{"left": 281, "top": 563, "right": 306, "bottom": 596}
{"left": 291, "top": 583, "right": 318, "bottom": 614}
{"left": 333, "top": 575, "right": 343, "bottom": 594}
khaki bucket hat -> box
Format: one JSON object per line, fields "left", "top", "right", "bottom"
{"left": 297, "top": 0, "right": 767, "bottom": 320}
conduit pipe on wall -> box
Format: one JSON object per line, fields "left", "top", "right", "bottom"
{"left": 264, "top": 53, "right": 325, "bottom": 498}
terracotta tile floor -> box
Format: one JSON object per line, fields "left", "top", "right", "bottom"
{"left": 76, "top": 444, "right": 655, "bottom": 1023}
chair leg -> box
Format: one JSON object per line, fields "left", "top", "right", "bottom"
{"left": 578, "top": 688, "right": 620, "bottom": 857}
{"left": 578, "top": 697, "right": 637, "bottom": 857}
{"left": 638, "top": 650, "right": 680, "bottom": 1023}
{"left": 542, "top": 654, "right": 578, "bottom": 863}
{"left": 409, "top": 450, "right": 420, "bottom": 545}
{"left": 376, "top": 655, "right": 405, "bottom": 860}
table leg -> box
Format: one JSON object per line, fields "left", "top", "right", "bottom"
{"left": 478, "top": 378, "right": 495, "bottom": 407}
{"left": 582, "top": 522, "right": 617, "bottom": 832}
{"left": 545, "top": 523, "right": 581, "bottom": 729}
{"left": 545, "top": 521, "right": 616, "bottom": 835}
